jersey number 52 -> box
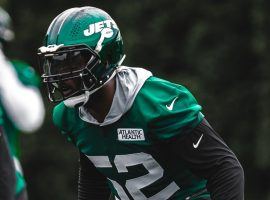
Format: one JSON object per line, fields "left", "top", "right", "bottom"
{"left": 87, "top": 152, "right": 180, "bottom": 200}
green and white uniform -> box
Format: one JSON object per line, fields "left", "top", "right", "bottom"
{"left": 0, "top": 60, "right": 42, "bottom": 196}
{"left": 42, "top": 7, "right": 244, "bottom": 200}
{"left": 53, "top": 66, "right": 210, "bottom": 199}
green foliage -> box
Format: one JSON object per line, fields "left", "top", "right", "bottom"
{"left": 4, "top": 0, "right": 270, "bottom": 199}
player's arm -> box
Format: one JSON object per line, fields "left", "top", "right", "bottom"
{"left": 169, "top": 118, "right": 244, "bottom": 200}
{"left": 78, "top": 152, "right": 111, "bottom": 200}
{"left": 0, "top": 49, "right": 44, "bottom": 132}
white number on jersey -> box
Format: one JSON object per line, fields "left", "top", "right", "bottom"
{"left": 87, "top": 152, "right": 180, "bottom": 200}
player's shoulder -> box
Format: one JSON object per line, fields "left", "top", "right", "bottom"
{"left": 10, "top": 59, "right": 40, "bottom": 86}
{"left": 131, "top": 76, "right": 203, "bottom": 134}
{"left": 53, "top": 102, "right": 78, "bottom": 132}
{"left": 144, "top": 75, "right": 191, "bottom": 90}
{"left": 137, "top": 76, "right": 196, "bottom": 104}
{"left": 134, "top": 76, "right": 203, "bottom": 140}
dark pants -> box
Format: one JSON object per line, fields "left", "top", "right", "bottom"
{"left": 0, "top": 128, "right": 16, "bottom": 200}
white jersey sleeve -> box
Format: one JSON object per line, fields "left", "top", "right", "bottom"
{"left": 0, "top": 49, "right": 45, "bottom": 133}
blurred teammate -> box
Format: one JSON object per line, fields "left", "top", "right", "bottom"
{"left": 38, "top": 6, "right": 244, "bottom": 199}
{"left": 0, "top": 119, "right": 15, "bottom": 200}
{"left": 0, "top": 7, "right": 45, "bottom": 200}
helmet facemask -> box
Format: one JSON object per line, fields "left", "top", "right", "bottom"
{"left": 38, "top": 44, "right": 113, "bottom": 103}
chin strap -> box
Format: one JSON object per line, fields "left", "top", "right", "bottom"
{"left": 63, "top": 69, "right": 118, "bottom": 108}
{"left": 63, "top": 91, "right": 90, "bottom": 108}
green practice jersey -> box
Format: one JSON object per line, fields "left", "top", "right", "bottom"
{"left": 53, "top": 76, "right": 210, "bottom": 199}
{"left": 0, "top": 60, "right": 40, "bottom": 195}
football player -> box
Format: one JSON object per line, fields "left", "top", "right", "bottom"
{"left": 0, "top": 6, "right": 45, "bottom": 200}
{"left": 38, "top": 6, "right": 244, "bottom": 200}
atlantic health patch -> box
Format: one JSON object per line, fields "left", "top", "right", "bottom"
{"left": 117, "top": 128, "right": 145, "bottom": 141}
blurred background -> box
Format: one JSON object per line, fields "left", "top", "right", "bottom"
{"left": 1, "top": 0, "right": 270, "bottom": 199}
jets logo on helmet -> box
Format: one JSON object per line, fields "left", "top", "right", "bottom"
{"left": 37, "top": 7, "right": 125, "bottom": 106}
{"left": 84, "top": 19, "right": 118, "bottom": 37}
